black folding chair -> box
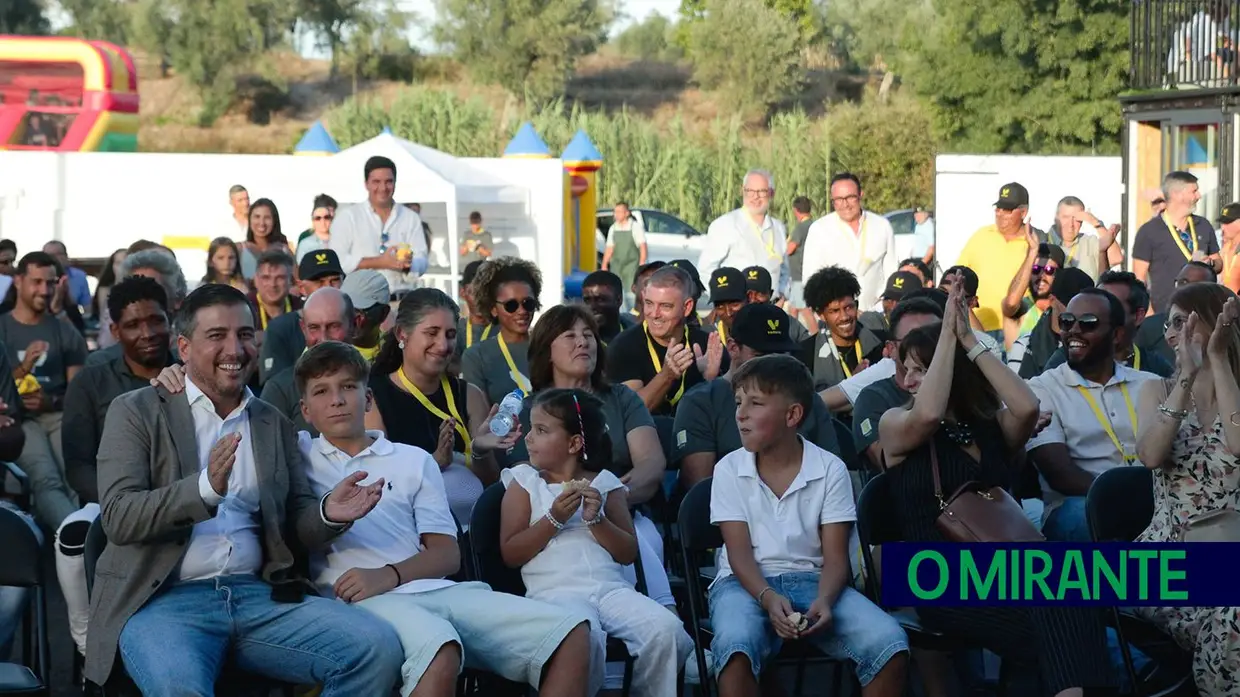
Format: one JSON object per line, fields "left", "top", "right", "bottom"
{"left": 676, "top": 478, "right": 851, "bottom": 697}
{"left": 1085, "top": 467, "right": 1194, "bottom": 697}
{"left": 82, "top": 518, "right": 297, "bottom": 697}
{"left": 1, "top": 462, "right": 30, "bottom": 512}
{"left": 0, "top": 506, "right": 48, "bottom": 696}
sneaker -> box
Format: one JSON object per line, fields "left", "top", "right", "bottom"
{"left": 684, "top": 650, "right": 713, "bottom": 686}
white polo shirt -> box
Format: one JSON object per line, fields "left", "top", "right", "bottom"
{"left": 710, "top": 438, "right": 855, "bottom": 584}
{"left": 328, "top": 202, "right": 430, "bottom": 293}
{"left": 697, "top": 208, "right": 791, "bottom": 299}
{"left": 299, "top": 431, "right": 458, "bottom": 596}
{"left": 1026, "top": 362, "right": 1159, "bottom": 514}
{"left": 801, "top": 211, "right": 896, "bottom": 309}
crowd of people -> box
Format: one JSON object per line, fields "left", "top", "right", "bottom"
{"left": 0, "top": 159, "right": 1238, "bottom": 697}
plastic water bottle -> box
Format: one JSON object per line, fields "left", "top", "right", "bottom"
{"left": 489, "top": 390, "right": 525, "bottom": 436}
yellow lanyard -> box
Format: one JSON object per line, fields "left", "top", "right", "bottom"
{"left": 397, "top": 368, "right": 472, "bottom": 459}
{"left": 1131, "top": 346, "right": 1141, "bottom": 372}
{"left": 1075, "top": 383, "right": 1138, "bottom": 463}
{"left": 497, "top": 334, "right": 530, "bottom": 396}
{"left": 838, "top": 341, "right": 863, "bottom": 378}
{"left": 258, "top": 297, "right": 291, "bottom": 331}
{"left": 716, "top": 320, "right": 727, "bottom": 345}
{"left": 745, "top": 214, "right": 778, "bottom": 260}
{"left": 644, "top": 322, "right": 690, "bottom": 405}
{"left": 1064, "top": 236, "right": 1077, "bottom": 264}
{"left": 466, "top": 322, "right": 492, "bottom": 348}
{"left": 1163, "top": 213, "right": 1198, "bottom": 260}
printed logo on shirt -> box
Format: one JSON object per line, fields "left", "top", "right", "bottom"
{"left": 16, "top": 350, "right": 48, "bottom": 369}
{"left": 676, "top": 430, "right": 688, "bottom": 448}
{"left": 860, "top": 418, "right": 873, "bottom": 436}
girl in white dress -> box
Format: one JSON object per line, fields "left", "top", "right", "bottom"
{"left": 500, "top": 389, "right": 691, "bottom": 697}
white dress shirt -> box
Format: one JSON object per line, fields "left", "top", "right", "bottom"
{"left": 328, "top": 202, "right": 430, "bottom": 293}
{"left": 300, "top": 431, "right": 458, "bottom": 596}
{"left": 180, "top": 377, "right": 263, "bottom": 582}
{"left": 697, "top": 208, "right": 791, "bottom": 299}
{"left": 801, "top": 211, "right": 897, "bottom": 309}
{"left": 1026, "top": 362, "right": 1159, "bottom": 515}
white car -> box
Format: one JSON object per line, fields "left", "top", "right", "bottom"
{"left": 595, "top": 207, "right": 705, "bottom": 265}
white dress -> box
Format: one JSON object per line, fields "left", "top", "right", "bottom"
{"left": 502, "top": 465, "right": 691, "bottom": 697}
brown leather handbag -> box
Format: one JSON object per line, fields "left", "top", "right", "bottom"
{"left": 931, "top": 441, "right": 1045, "bottom": 543}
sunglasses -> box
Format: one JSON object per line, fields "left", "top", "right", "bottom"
{"left": 501, "top": 298, "right": 538, "bottom": 314}
{"left": 1031, "top": 264, "right": 1057, "bottom": 276}
{"left": 1151, "top": 198, "right": 1166, "bottom": 206}
{"left": 313, "top": 214, "right": 333, "bottom": 221}
{"left": 1058, "top": 313, "right": 1103, "bottom": 332}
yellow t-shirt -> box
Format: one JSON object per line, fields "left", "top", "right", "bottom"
{"left": 956, "top": 224, "right": 1035, "bottom": 332}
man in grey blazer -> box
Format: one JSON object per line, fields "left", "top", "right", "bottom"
{"left": 85, "top": 283, "right": 402, "bottom": 694}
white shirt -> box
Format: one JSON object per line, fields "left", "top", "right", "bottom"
{"left": 801, "top": 211, "right": 896, "bottom": 309}
{"left": 328, "top": 202, "right": 430, "bottom": 293}
{"left": 223, "top": 213, "right": 248, "bottom": 243}
{"left": 697, "top": 208, "right": 791, "bottom": 300}
{"left": 710, "top": 439, "right": 855, "bottom": 584}
{"left": 300, "top": 431, "right": 458, "bottom": 596}
{"left": 605, "top": 220, "right": 646, "bottom": 246}
{"left": 180, "top": 378, "right": 263, "bottom": 582}
{"left": 1027, "top": 362, "right": 1159, "bottom": 514}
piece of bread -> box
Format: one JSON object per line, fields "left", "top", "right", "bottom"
{"left": 787, "top": 611, "right": 808, "bottom": 631}
{"left": 562, "top": 478, "right": 592, "bottom": 494}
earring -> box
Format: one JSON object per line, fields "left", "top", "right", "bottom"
{"left": 398, "top": 341, "right": 405, "bottom": 349}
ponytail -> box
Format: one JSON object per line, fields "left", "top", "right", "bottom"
{"left": 371, "top": 328, "right": 402, "bottom": 375}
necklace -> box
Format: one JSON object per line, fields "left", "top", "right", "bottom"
{"left": 941, "top": 420, "right": 974, "bottom": 446}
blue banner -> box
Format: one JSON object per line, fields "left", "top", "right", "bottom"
{"left": 881, "top": 543, "right": 1240, "bottom": 607}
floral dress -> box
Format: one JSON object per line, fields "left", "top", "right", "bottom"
{"left": 1134, "top": 408, "right": 1240, "bottom": 697}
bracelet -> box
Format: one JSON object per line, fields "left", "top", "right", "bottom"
{"left": 1158, "top": 404, "right": 1189, "bottom": 420}
{"left": 965, "top": 342, "right": 987, "bottom": 363}
{"left": 585, "top": 511, "right": 605, "bottom": 526}
{"left": 1231, "top": 412, "right": 1240, "bottom": 427}
{"left": 757, "top": 586, "right": 775, "bottom": 607}
{"left": 385, "top": 563, "right": 402, "bottom": 586}
{"left": 544, "top": 511, "right": 565, "bottom": 530}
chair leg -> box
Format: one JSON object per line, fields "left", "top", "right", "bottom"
{"left": 1111, "top": 607, "right": 1143, "bottom": 697}
{"left": 620, "top": 656, "right": 634, "bottom": 697}
{"left": 792, "top": 658, "right": 807, "bottom": 696}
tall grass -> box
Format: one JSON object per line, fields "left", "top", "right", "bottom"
{"left": 327, "top": 86, "right": 937, "bottom": 227}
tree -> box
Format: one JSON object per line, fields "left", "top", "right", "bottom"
{"left": 433, "top": 0, "right": 613, "bottom": 102}
{"left": 1, "top": 0, "right": 50, "bottom": 34}
{"left": 56, "top": 0, "right": 133, "bottom": 42}
{"left": 612, "top": 12, "right": 680, "bottom": 61}
{"left": 687, "top": 0, "right": 802, "bottom": 110}
{"left": 677, "top": 0, "right": 814, "bottom": 48}
{"left": 897, "top": 0, "right": 1129, "bottom": 154}
{"left": 338, "top": 0, "right": 417, "bottom": 87}
{"left": 299, "top": 0, "right": 368, "bottom": 76}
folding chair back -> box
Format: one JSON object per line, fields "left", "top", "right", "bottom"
{"left": 0, "top": 506, "right": 48, "bottom": 695}
{"left": 1086, "top": 466, "right": 1154, "bottom": 542}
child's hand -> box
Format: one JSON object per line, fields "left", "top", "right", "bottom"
{"left": 580, "top": 487, "right": 603, "bottom": 522}
{"left": 761, "top": 591, "right": 799, "bottom": 639}
{"left": 803, "top": 596, "right": 833, "bottom": 636}
{"left": 548, "top": 487, "right": 583, "bottom": 525}
{"left": 333, "top": 566, "right": 399, "bottom": 603}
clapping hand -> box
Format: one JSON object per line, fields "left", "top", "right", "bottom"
{"left": 207, "top": 433, "right": 241, "bottom": 497}
{"left": 693, "top": 333, "right": 724, "bottom": 380}
{"left": 1207, "top": 297, "right": 1239, "bottom": 360}
{"left": 433, "top": 418, "right": 456, "bottom": 469}
{"left": 943, "top": 276, "right": 972, "bottom": 343}
{"left": 1176, "top": 312, "right": 1206, "bottom": 377}
{"left": 323, "top": 470, "right": 385, "bottom": 524}
{"left": 662, "top": 337, "right": 694, "bottom": 378}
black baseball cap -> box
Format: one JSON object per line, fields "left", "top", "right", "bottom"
{"left": 941, "top": 265, "right": 980, "bottom": 297}
{"left": 1051, "top": 267, "right": 1095, "bottom": 306}
{"left": 298, "top": 249, "right": 345, "bottom": 281}
{"left": 994, "top": 182, "right": 1030, "bottom": 209}
{"left": 881, "top": 271, "right": 922, "bottom": 301}
{"left": 730, "top": 303, "right": 800, "bottom": 354}
{"left": 668, "top": 259, "right": 704, "bottom": 298}
{"left": 742, "top": 266, "right": 773, "bottom": 295}
{"left": 710, "top": 267, "right": 747, "bottom": 304}
{"left": 1221, "top": 202, "right": 1240, "bottom": 224}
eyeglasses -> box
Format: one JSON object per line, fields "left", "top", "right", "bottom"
{"left": 830, "top": 194, "right": 860, "bottom": 205}
{"left": 1164, "top": 314, "right": 1188, "bottom": 332}
{"left": 501, "top": 298, "right": 538, "bottom": 314}
{"left": 743, "top": 188, "right": 772, "bottom": 197}
{"left": 313, "top": 214, "right": 333, "bottom": 221}
{"left": 1058, "top": 313, "right": 1103, "bottom": 332}
{"left": 1031, "top": 264, "right": 1057, "bottom": 276}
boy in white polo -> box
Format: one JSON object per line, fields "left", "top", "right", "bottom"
{"left": 293, "top": 341, "right": 593, "bottom": 697}
{"left": 709, "top": 354, "right": 908, "bottom": 697}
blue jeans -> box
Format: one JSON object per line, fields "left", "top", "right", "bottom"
{"left": 0, "top": 501, "right": 41, "bottom": 657}
{"left": 118, "top": 575, "right": 403, "bottom": 696}
{"left": 1043, "top": 496, "right": 1091, "bottom": 542}
{"left": 708, "top": 571, "right": 908, "bottom": 686}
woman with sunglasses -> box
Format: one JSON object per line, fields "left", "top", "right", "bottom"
{"left": 241, "top": 198, "right": 293, "bottom": 279}
{"left": 461, "top": 256, "right": 540, "bottom": 406}
{"left": 1134, "top": 283, "right": 1240, "bottom": 697}
{"left": 295, "top": 194, "right": 337, "bottom": 265}
{"left": 368, "top": 288, "right": 521, "bottom": 524}
{"left": 880, "top": 277, "right": 1112, "bottom": 697}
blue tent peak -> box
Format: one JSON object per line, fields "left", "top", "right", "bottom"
{"left": 504, "top": 122, "right": 551, "bottom": 157}
{"left": 561, "top": 130, "right": 602, "bottom": 162}
{"left": 294, "top": 121, "right": 340, "bottom": 154}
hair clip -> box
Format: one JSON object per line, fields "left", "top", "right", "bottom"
{"left": 572, "top": 393, "right": 588, "bottom": 460}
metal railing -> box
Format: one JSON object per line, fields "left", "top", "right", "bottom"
{"left": 1132, "top": 0, "right": 1240, "bottom": 90}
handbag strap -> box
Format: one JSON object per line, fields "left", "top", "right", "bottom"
{"left": 929, "top": 436, "right": 945, "bottom": 508}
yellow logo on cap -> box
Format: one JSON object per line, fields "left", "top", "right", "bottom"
{"left": 715, "top": 276, "right": 729, "bottom": 287}
{"left": 893, "top": 277, "right": 905, "bottom": 288}
{"left": 1001, "top": 187, "right": 1011, "bottom": 198}
{"left": 766, "top": 319, "right": 780, "bottom": 334}
{"left": 748, "top": 270, "right": 759, "bottom": 279}
{"left": 315, "top": 253, "right": 328, "bottom": 264}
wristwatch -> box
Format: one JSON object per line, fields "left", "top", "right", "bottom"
{"left": 965, "top": 342, "right": 988, "bottom": 363}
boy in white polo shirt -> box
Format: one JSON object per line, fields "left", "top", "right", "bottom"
{"left": 709, "top": 354, "right": 908, "bottom": 697}
{"left": 293, "top": 341, "right": 593, "bottom": 697}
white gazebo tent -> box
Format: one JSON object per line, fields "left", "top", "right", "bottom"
{"left": 324, "top": 131, "right": 551, "bottom": 301}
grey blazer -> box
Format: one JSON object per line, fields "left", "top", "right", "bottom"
{"left": 84, "top": 385, "right": 342, "bottom": 686}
